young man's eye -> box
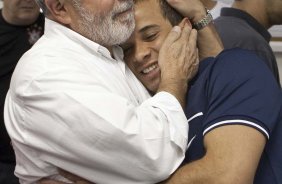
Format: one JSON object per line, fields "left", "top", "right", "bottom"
{"left": 145, "top": 33, "right": 158, "bottom": 41}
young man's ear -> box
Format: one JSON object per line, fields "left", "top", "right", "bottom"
{"left": 44, "top": 0, "right": 72, "bottom": 24}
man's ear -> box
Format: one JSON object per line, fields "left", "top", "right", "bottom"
{"left": 45, "top": 0, "right": 72, "bottom": 25}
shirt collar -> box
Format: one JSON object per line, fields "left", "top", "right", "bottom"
{"left": 44, "top": 18, "right": 114, "bottom": 59}
{"left": 220, "top": 8, "right": 271, "bottom": 42}
{"left": 113, "top": 46, "right": 126, "bottom": 73}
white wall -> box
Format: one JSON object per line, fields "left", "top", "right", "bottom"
{"left": 275, "top": 53, "right": 282, "bottom": 83}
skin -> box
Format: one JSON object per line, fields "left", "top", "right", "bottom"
{"left": 164, "top": 0, "right": 223, "bottom": 60}
{"left": 44, "top": 0, "right": 198, "bottom": 108}
{"left": 2, "top": 0, "right": 40, "bottom": 25}
{"left": 232, "top": 0, "right": 282, "bottom": 29}
{"left": 121, "top": 0, "right": 174, "bottom": 92}
{"left": 200, "top": 0, "right": 217, "bottom": 10}
{"left": 266, "top": 0, "right": 282, "bottom": 25}
{"left": 44, "top": 0, "right": 135, "bottom": 50}
{"left": 121, "top": 0, "right": 223, "bottom": 93}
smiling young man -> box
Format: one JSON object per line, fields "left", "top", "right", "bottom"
{"left": 121, "top": 0, "right": 282, "bottom": 183}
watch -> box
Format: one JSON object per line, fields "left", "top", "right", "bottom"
{"left": 193, "top": 10, "right": 213, "bottom": 30}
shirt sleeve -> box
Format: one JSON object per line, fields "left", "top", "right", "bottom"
{"left": 5, "top": 62, "right": 188, "bottom": 183}
{"left": 202, "top": 48, "right": 282, "bottom": 139}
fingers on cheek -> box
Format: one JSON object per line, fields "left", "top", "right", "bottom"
{"left": 188, "top": 29, "right": 197, "bottom": 46}
{"left": 192, "top": 52, "right": 197, "bottom": 61}
{"left": 191, "top": 29, "right": 198, "bottom": 39}
{"left": 184, "top": 27, "right": 192, "bottom": 41}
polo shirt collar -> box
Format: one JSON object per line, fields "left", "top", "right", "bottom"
{"left": 220, "top": 8, "right": 271, "bottom": 42}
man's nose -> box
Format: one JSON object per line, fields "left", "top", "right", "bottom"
{"left": 134, "top": 43, "right": 151, "bottom": 64}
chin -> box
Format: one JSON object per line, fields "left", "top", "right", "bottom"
{"left": 147, "top": 85, "right": 158, "bottom": 95}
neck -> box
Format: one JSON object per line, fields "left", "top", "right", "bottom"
{"left": 232, "top": 0, "right": 270, "bottom": 29}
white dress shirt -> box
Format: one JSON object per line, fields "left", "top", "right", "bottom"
{"left": 4, "top": 18, "right": 188, "bottom": 184}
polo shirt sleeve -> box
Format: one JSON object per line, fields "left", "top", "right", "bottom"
{"left": 202, "top": 48, "right": 282, "bottom": 139}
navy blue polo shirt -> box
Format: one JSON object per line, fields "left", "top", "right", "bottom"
{"left": 183, "top": 48, "right": 282, "bottom": 184}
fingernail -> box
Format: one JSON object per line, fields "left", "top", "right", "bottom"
{"left": 172, "top": 26, "right": 181, "bottom": 33}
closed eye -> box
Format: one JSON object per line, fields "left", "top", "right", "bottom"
{"left": 144, "top": 33, "right": 158, "bottom": 42}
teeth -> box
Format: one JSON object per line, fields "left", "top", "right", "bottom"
{"left": 142, "top": 64, "right": 157, "bottom": 74}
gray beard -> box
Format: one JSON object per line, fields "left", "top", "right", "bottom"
{"left": 75, "top": 1, "right": 135, "bottom": 46}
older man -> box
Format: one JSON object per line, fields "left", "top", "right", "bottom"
{"left": 0, "top": 0, "right": 44, "bottom": 183}
{"left": 4, "top": 0, "right": 199, "bottom": 183}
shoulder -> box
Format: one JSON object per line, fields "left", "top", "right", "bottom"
{"left": 207, "top": 48, "right": 280, "bottom": 99}
{"left": 214, "top": 48, "right": 270, "bottom": 71}
{"left": 214, "top": 16, "right": 248, "bottom": 33}
{"left": 214, "top": 18, "right": 266, "bottom": 49}
{"left": 202, "top": 49, "right": 282, "bottom": 138}
{"left": 212, "top": 48, "right": 266, "bottom": 75}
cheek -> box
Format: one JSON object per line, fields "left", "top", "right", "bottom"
{"left": 154, "top": 36, "right": 167, "bottom": 52}
{"left": 99, "top": 1, "right": 116, "bottom": 14}
{"left": 82, "top": 0, "right": 114, "bottom": 15}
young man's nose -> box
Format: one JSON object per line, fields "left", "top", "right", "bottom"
{"left": 134, "top": 43, "right": 151, "bottom": 63}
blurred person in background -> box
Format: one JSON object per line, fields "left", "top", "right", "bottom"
{"left": 214, "top": 0, "right": 282, "bottom": 86}
{"left": 0, "top": 0, "right": 44, "bottom": 183}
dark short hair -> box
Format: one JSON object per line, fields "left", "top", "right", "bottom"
{"left": 159, "top": 0, "right": 183, "bottom": 26}
{"left": 134, "top": 0, "right": 183, "bottom": 26}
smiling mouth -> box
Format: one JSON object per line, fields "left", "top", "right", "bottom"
{"left": 142, "top": 64, "right": 158, "bottom": 74}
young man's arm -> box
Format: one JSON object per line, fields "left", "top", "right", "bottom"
{"left": 164, "top": 125, "right": 266, "bottom": 184}
{"left": 167, "top": 0, "right": 224, "bottom": 60}
{"left": 163, "top": 49, "right": 281, "bottom": 184}
{"left": 39, "top": 126, "right": 266, "bottom": 184}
